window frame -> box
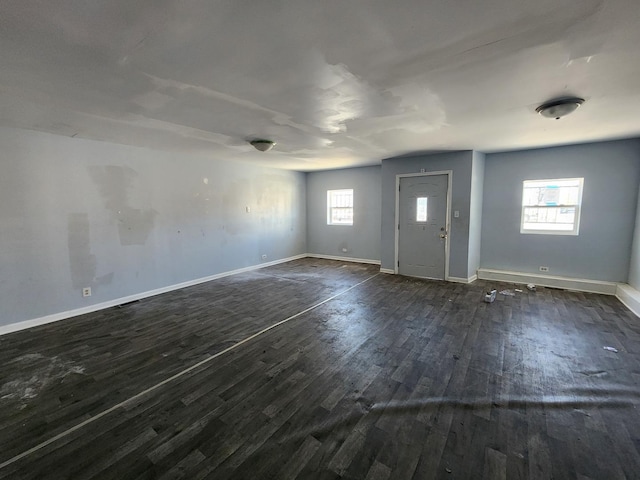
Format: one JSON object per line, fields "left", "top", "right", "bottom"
{"left": 520, "top": 177, "right": 584, "bottom": 236}
{"left": 327, "top": 189, "right": 354, "bottom": 226}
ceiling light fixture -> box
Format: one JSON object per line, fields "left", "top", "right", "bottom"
{"left": 536, "top": 97, "right": 585, "bottom": 120}
{"left": 250, "top": 139, "right": 276, "bottom": 152}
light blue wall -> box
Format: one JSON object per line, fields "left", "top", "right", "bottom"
{"left": 481, "top": 139, "right": 640, "bottom": 282}
{"left": 0, "top": 127, "right": 306, "bottom": 327}
{"left": 628, "top": 183, "right": 640, "bottom": 289}
{"left": 5, "top": 126, "right": 639, "bottom": 329}
{"left": 468, "top": 151, "right": 485, "bottom": 278}
{"left": 306, "top": 166, "right": 381, "bottom": 261}
{"left": 381, "top": 151, "right": 474, "bottom": 277}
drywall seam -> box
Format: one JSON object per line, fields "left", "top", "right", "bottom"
{"left": 0, "top": 254, "right": 307, "bottom": 337}
{"left": 477, "top": 268, "right": 618, "bottom": 295}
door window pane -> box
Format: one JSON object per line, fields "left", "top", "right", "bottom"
{"left": 416, "top": 197, "right": 428, "bottom": 222}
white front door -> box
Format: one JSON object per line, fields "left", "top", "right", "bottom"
{"left": 397, "top": 174, "right": 449, "bottom": 279}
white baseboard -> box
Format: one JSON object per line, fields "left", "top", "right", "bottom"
{"left": 305, "top": 253, "right": 381, "bottom": 265}
{"left": 477, "top": 268, "right": 618, "bottom": 295}
{"left": 616, "top": 284, "right": 640, "bottom": 318}
{"left": 4, "top": 258, "right": 635, "bottom": 337}
{"left": 448, "top": 274, "right": 478, "bottom": 284}
{"left": 379, "top": 271, "right": 478, "bottom": 283}
{"left": 0, "top": 254, "right": 308, "bottom": 337}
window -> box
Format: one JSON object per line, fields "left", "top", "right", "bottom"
{"left": 416, "top": 197, "right": 428, "bottom": 222}
{"left": 327, "top": 189, "right": 353, "bottom": 225}
{"left": 521, "top": 178, "right": 583, "bottom": 235}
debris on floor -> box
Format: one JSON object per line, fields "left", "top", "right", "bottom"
{"left": 603, "top": 346, "right": 619, "bottom": 353}
{"left": 573, "top": 408, "right": 592, "bottom": 417}
{"left": 0, "top": 353, "right": 85, "bottom": 405}
{"left": 527, "top": 283, "right": 536, "bottom": 291}
{"left": 514, "top": 288, "right": 523, "bottom": 292}
{"left": 484, "top": 289, "right": 497, "bottom": 303}
{"left": 499, "top": 289, "right": 515, "bottom": 296}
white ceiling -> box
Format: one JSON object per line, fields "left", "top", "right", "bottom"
{"left": 1, "top": 0, "right": 639, "bottom": 171}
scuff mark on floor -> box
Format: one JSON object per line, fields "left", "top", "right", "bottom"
{"left": 0, "top": 353, "right": 85, "bottom": 406}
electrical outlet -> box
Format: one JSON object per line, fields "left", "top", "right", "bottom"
{"left": 539, "top": 266, "right": 549, "bottom": 272}
{"left": 82, "top": 287, "right": 92, "bottom": 297}
{"left": 342, "top": 248, "right": 348, "bottom": 252}
{"left": 261, "top": 254, "right": 267, "bottom": 260}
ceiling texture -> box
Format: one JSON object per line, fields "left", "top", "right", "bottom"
{"left": 1, "top": 0, "right": 639, "bottom": 171}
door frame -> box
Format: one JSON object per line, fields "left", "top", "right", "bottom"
{"left": 394, "top": 170, "right": 453, "bottom": 280}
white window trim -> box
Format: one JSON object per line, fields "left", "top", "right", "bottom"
{"left": 520, "top": 177, "right": 584, "bottom": 236}
{"left": 327, "top": 189, "right": 354, "bottom": 226}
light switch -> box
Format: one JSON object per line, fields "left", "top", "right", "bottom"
{"left": 246, "top": 206, "right": 251, "bottom": 213}
{"left": 454, "top": 210, "right": 460, "bottom": 218}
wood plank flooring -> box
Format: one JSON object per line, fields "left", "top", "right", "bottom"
{"left": 0, "top": 258, "right": 639, "bottom": 479}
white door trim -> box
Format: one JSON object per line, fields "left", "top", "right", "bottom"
{"left": 394, "top": 170, "right": 453, "bottom": 280}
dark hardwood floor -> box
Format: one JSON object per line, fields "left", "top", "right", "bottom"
{"left": 0, "top": 258, "right": 639, "bottom": 479}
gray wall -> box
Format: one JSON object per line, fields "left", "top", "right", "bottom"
{"left": 306, "top": 166, "right": 381, "bottom": 261}
{"left": 381, "top": 151, "right": 474, "bottom": 278}
{"left": 468, "top": 151, "right": 485, "bottom": 278}
{"left": 481, "top": 139, "right": 640, "bottom": 282}
{"left": 0, "top": 127, "right": 306, "bottom": 327}
{"left": 628, "top": 183, "right": 640, "bottom": 289}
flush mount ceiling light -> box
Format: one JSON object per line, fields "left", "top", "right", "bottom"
{"left": 249, "top": 139, "right": 276, "bottom": 152}
{"left": 536, "top": 97, "right": 585, "bottom": 120}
